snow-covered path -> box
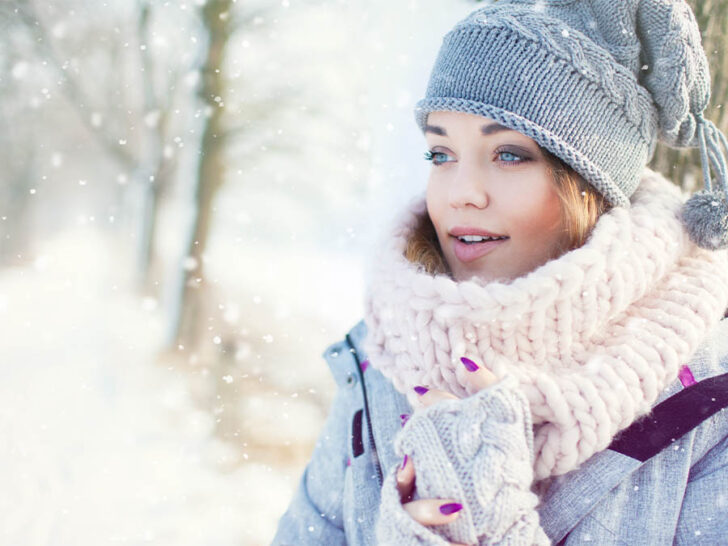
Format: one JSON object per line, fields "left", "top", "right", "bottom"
{"left": 0, "top": 229, "right": 294, "bottom": 545}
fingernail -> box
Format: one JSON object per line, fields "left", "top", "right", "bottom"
{"left": 400, "top": 413, "right": 410, "bottom": 427}
{"left": 414, "top": 386, "right": 429, "bottom": 396}
{"left": 360, "top": 359, "right": 370, "bottom": 372}
{"left": 439, "top": 502, "right": 463, "bottom": 515}
{"left": 400, "top": 454, "right": 408, "bottom": 470}
{"left": 346, "top": 457, "right": 351, "bottom": 467}
{"left": 678, "top": 365, "right": 697, "bottom": 387}
{"left": 460, "top": 357, "right": 479, "bottom": 372}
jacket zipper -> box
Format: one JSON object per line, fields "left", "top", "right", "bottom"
{"left": 346, "top": 333, "right": 384, "bottom": 487}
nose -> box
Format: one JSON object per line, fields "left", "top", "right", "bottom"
{"left": 449, "top": 160, "right": 489, "bottom": 209}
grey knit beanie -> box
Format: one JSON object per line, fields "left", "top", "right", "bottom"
{"left": 415, "top": 0, "right": 728, "bottom": 250}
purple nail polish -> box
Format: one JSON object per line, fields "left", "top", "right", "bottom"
{"left": 400, "top": 413, "right": 410, "bottom": 427}
{"left": 346, "top": 457, "right": 351, "bottom": 467}
{"left": 678, "top": 365, "right": 697, "bottom": 387}
{"left": 360, "top": 359, "right": 370, "bottom": 372}
{"left": 439, "top": 502, "right": 463, "bottom": 515}
{"left": 460, "top": 357, "right": 479, "bottom": 372}
{"left": 414, "top": 386, "right": 429, "bottom": 396}
{"left": 400, "top": 454, "right": 408, "bottom": 470}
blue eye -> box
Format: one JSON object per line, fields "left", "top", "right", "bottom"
{"left": 424, "top": 150, "right": 453, "bottom": 166}
{"left": 498, "top": 150, "right": 522, "bottom": 163}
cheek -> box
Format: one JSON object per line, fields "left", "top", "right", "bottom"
{"left": 511, "top": 181, "right": 562, "bottom": 234}
{"left": 518, "top": 204, "right": 562, "bottom": 236}
{"left": 426, "top": 181, "right": 444, "bottom": 233}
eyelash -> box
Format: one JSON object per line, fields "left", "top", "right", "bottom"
{"left": 423, "top": 149, "right": 529, "bottom": 166}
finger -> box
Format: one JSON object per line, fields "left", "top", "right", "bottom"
{"left": 402, "top": 498, "right": 463, "bottom": 526}
{"left": 460, "top": 357, "right": 499, "bottom": 390}
{"left": 413, "top": 386, "right": 459, "bottom": 407}
{"left": 395, "top": 454, "right": 415, "bottom": 502}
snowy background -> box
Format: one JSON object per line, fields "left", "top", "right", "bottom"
{"left": 0, "top": 0, "right": 477, "bottom": 544}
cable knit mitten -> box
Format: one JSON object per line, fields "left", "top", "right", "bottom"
{"left": 375, "top": 375, "right": 550, "bottom": 545}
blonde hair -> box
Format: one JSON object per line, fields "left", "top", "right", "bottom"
{"left": 404, "top": 148, "right": 611, "bottom": 275}
{"left": 545, "top": 149, "right": 611, "bottom": 253}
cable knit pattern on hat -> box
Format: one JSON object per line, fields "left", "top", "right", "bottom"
{"left": 499, "top": 0, "right": 711, "bottom": 147}
{"left": 363, "top": 168, "right": 728, "bottom": 481}
{"left": 456, "top": 7, "right": 655, "bottom": 140}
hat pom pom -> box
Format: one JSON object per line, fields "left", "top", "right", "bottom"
{"left": 680, "top": 190, "right": 728, "bottom": 250}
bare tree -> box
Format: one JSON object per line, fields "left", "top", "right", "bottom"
{"left": 168, "top": 0, "right": 233, "bottom": 350}
{"left": 0, "top": 5, "right": 65, "bottom": 263}
{"left": 9, "top": 0, "right": 187, "bottom": 288}
{"left": 134, "top": 0, "right": 185, "bottom": 291}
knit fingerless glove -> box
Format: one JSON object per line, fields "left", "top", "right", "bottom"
{"left": 375, "top": 375, "right": 550, "bottom": 545}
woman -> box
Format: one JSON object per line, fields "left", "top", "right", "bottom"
{"left": 273, "top": 1, "right": 728, "bottom": 544}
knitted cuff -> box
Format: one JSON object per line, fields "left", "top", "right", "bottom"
{"left": 375, "top": 467, "right": 453, "bottom": 546}
{"left": 379, "top": 376, "right": 550, "bottom": 545}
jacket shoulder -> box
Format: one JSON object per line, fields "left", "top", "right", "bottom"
{"left": 320, "top": 319, "right": 369, "bottom": 388}
{"left": 345, "top": 318, "right": 368, "bottom": 349}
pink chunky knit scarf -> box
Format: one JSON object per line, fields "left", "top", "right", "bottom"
{"left": 363, "top": 168, "right": 728, "bottom": 481}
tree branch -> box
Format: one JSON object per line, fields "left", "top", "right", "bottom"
{"left": 13, "top": 0, "right": 137, "bottom": 170}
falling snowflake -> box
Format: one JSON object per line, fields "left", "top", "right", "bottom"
{"left": 11, "top": 61, "right": 29, "bottom": 79}
{"left": 183, "top": 256, "right": 199, "bottom": 271}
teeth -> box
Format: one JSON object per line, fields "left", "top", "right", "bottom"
{"left": 458, "top": 235, "right": 506, "bottom": 242}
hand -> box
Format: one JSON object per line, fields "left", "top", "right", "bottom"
{"left": 395, "top": 357, "right": 499, "bottom": 545}
{"left": 395, "top": 453, "right": 468, "bottom": 546}
{"left": 414, "top": 356, "right": 500, "bottom": 406}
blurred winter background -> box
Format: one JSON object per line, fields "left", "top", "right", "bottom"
{"left": 0, "top": 0, "right": 481, "bottom": 544}
{"left": 1, "top": 0, "right": 726, "bottom": 544}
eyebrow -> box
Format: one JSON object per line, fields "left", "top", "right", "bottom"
{"left": 424, "top": 122, "right": 514, "bottom": 137}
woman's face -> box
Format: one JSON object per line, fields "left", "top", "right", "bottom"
{"left": 425, "top": 110, "right": 567, "bottom": 283}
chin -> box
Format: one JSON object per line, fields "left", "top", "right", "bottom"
{"left": 453, "top": 268, "right": 500, "bottom": 284}
{"left": 453, "top": 263, "right": 520, "bottom": 284}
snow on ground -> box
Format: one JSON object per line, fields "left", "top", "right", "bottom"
{"left": 0, "top": 228, "right": 322, "bottom": 545}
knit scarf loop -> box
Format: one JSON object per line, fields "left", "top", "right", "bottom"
{"left": 363, "top": 168, "right": 728, "bottom": 481}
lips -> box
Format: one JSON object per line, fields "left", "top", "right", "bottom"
{"left": 451, "top": 234, "right": 509, "bottom": 263}
{"left": 452, "top": 237, "right": 507, "bottom": 262}
{"left": 448, "top": 226, "right": 509, "bottom": 263}
{"left": 450, "top": 226, "right": 507, "bottom": 238}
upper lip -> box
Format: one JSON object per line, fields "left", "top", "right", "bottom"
{"left": 450, "top": 226, "right": 508, "bottom": 238}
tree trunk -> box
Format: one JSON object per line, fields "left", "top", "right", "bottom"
{"left": 169, "top": 0, "right": 232, "bottom": 350}
{"left": 135, "top": 0, "right": 177, "bottom": 293}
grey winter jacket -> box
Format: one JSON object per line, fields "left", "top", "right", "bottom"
{"left": 272, "top": 318, "right": 728, "bottom": 545}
